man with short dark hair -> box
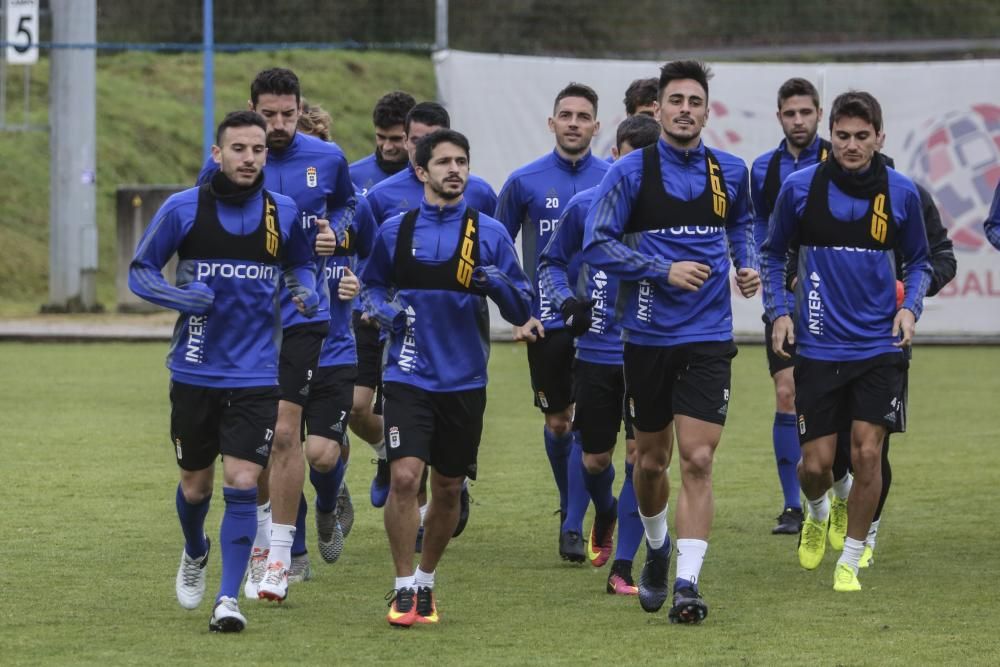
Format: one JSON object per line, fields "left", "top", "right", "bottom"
{"left": 350, "top": 91, "right": 416, "bottom": 194}
{"left": 583, "top": 61, "right": 759, "bottom": 623}
{"left": 750, "top": 77, "right": 831, "bottom": 536}
{"left": 623, "top": 77, "right": 659, "bottom": 117}
{"left": 361, "top": 101, "right": 497, "bottom": 528}
{"left": 197, "top": 67, "right": 356, "bottom": 602}
{"left": 130, "top": 110, "right": 318, "bottom": 633}
{"left": 495, "top": 82, "right": 610, "bottom": 563}
{"left": 362, "top": 128, "right": 531, "bottom": 627}
{"left": 762, "top": 90, "right": 931, "bottom": 592}
{"left": 538, "top": 114, "right": 661, "bottom": 594}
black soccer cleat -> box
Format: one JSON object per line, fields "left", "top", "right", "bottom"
{"left": 772, "top": 506, "right": 804, "bottom": 535}
{"left": 559, "top": 531, "right": 586, "bottom": 563}
{"left": 668, "top": 586, "right": 709, "bottom": 624}
{"left": 637, "top": 540, "right": 672, "bottom": 613}
{"left": 453, "top": 485, "right": 471, "bottom": 537}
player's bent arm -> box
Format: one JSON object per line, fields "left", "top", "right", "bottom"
{"left": 359, "top": 227, "right": 405, "bottom": 331}
{"left": 916, "top": 185, "right": 957, "bottom": 295}
{"left": 898, "top": 188, "right": 932, "bottom": 319}
{"left": 474, "top": 234, "right": 533, "bottom": 326}
{"left": 725, "top": 167, "right": 758, "bottom": 272}
{"left": 760, "top": 187, "right": 798, "bottom": 322}
{"left": 537, "top": 204, "right": 584, "bottom": 311}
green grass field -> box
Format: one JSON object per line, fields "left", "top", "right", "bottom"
{"left": 2, "top": 342, "right": 999, "bottom": 665}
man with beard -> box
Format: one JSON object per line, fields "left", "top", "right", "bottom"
{"left": 130, "top": 111, "right": 318, "bottom": 632}
{"left": 362, "top": 129, "right": 531, "bottom": 627}
{"left": 494, "top": 83, "right": 610, "bottom": 563}
{"left": 350, "top": 91, "right": 416, "bottom": 194}
{"left": 762, "top": 91, "right": 931, "bottom": 592}
{"left": 750, "top": 77, "right": 832, "bottom": 536}
{"left": 583, "top": 61, "right": 759, "bottom": 623}
{"left": 197, "top": 68, "right": 356, "bottom": 602}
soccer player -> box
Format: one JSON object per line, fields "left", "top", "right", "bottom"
{"left": 361, "top": 128, "right": 531, "bottom": 627}
{"left": 350, "top": 91, "right": 416, "bottom": 194}
{"left": 986, "top": 182, "right": 1000, "bottom": 250}
{"left": 362, "top": 101, "right": 497, "bottom": 530}
{"left": 582, "top": 60, "right": 759, "bottom": 623}
{"left": 749, "top": 77, "right": 831, "bottom": 536}
{"left": 538, "top": 114, "right": 661, "bottom": 594}
{"left": 197, "top": 68, "right": 356, "bottom": 601}
{"left": 129, "top": 110, "right": 318, "bottom": 632}
{"left": 762, "top": 91, "right": 931, "bottom": 592}
{"left": 824, "top": 148, "right": 956, "bottom": 567}
{"left": 623, "top": 77, "right": 659, "bottom": 117}
{"left": 494, "top": 82, "right": 610, "bottom": 562}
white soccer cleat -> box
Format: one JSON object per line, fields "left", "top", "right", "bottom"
{"left": 175, "top": 539, "right": 210, "bottom": 610}
{"left": 257, "top": 562, "right": 289, "bottom": 602}
{"left": 209, "top": 596, "right": 247, "bottom": 633}
{"left": 243, "top": 547, "right": 268, "bottom": 599}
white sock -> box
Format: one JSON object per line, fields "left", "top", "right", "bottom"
{"left": 807, "top": 494, "right": 830, "bottom": 522}
{"left": 268, "top": 523, "right": 295, "bottom": 567}
{"left": 419, "top": 503, "right": 428, "bottom": 526}
{"left": 413, "top": 567, "right": 435, "bottom": 589}
{"left": 832, "top": 473, "right": 853, "bottom": 500}
{"left": 640, "top": 506, "right": 669, "bottom": 550}
{"left": 675, "top": 539, "right": 708, "bottom": 586}
{"left": 394, "top": 575, "right": 415, "bottom": 590}
{"left": 867, "top": 519, "right": 880, "bottom": 550}
{"left": 253, "top": 501, "right": 271, "bottom": 550}
{"left": 838, "top": 537, "right": 865, "bottom": 572}
{"left": 371, "top": 440, "right": 386, "bottom": 460}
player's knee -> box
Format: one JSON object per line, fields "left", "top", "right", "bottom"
{"left": 272, "top": 418, "right": 300, "bottom": 451}
{"left": 774, "top": 384, "right": 796, "bottom": 413}
{"left": 636, "top": 451, "right": 668, "bottom": 478}
{"left": 305, "top": 441, "right": 340, "bottom": 472}
{"left": 680, "top": 448, "right": 714, "bottom": 479}
{"left": 388, "top": 464, "right": 422, "bottom": 496}
{"left": 799, "top": 455, "right": 827, "bottom": 481}
{"left": 431, "top": 476, "right": 463, "bottom": 505}
{"left": 545, "top": 413, "right": 572, "bottom": 437}
{"left": 583, "top": 451, "right": 611, "bottom": 474}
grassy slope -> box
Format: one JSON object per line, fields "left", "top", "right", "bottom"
{"left": 2, "top": 343, "right": 999, "bottom": 664}
{"left": 0, "top": 50, "right": 435, "bottom": 315}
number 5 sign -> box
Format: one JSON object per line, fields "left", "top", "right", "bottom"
{"left": 5, "top": 0, "right": 39, "bottom": 65}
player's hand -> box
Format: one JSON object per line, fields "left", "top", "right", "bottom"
{"left": 668, "top": 261, "right": 711, "bottom": 291}
{"left": 359, "top": 311, "right": 379, "bottom": 329}
{"left": 736, "top": 268, "right": 761, "bottom": 298}
{"left": 314, "top": 218, "right": 337, "bottom": 256}
{"left": 893, "top": 307, "right": 916, "bottom": 348}
{"left": 337, "top": 267, "right": 360, "bottom": 301}
{"left": 293, "top": 290, "right": 320, "bottom": 316}
{"left": 560, "top": 297, "right": 594, "bottom": 337}
{"left": 180, "top": 281, "right": 215, "bottom": 314}
{"left": 771, "top": 315, "right": 795, "bottom": 359}
{"left": 512, "top": 316, "right": 545, "bottom": 343}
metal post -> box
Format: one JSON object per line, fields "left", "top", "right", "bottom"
{"left": 46, "top": 0, "right": 98, "bottom": 311}
{"left": 434, "top": 0, "right": 448, "bottom": 51}
{"left": 203, "top": 0, "right": 213, "bottom": 160}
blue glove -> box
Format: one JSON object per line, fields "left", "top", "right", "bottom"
{"left": 180, "top": 281, "right": 215, "bottom": 315}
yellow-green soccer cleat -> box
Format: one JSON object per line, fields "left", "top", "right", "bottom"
{"left": 858, "top": 545, "right": 875, "bottom": 569}
{"left": 828, "top": 496, "right": 848, "bottom": 551}
{"left": 797, "top": 513, "right": 829, "bottom": 570}
{"left": 833, "top": 563, "right": 862, "bottom": 592}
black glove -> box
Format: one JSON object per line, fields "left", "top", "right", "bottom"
{"left": 560, "top": 297, "right": 594, "bottom": 337}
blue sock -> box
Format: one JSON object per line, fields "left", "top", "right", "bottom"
{"left": 292, "top": 493, "right": 308, "bottom": 557}
{"left": 310, "top": 457, "right": 344, "bottom": 514}
{"left": 217, "top": 486, "right": 256, "bottom": 602}
{"left": 175, "top": 483, "right": 210, "bottom": 559}
{"left": 562, "top": 438, "right": 588, "bottom": 534}
{"left": 674, "top": 576, "right": 697, "bottom": 593}
{"left": 544, "top": 427, "right": 573, "bottom": 512}
{"left": 773, "top": 412, "right": 802, "bottom": 509}
{"left": 584, "top": 462, "right": 616, "bottom": 516}
{"left": 615, "top": 463, "right": 644, "bottom": 561}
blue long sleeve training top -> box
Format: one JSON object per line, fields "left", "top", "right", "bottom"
{"left": 582, "top": 138, "right": 756, "bottom": 347}
{"left": 495, "top": 149, "right": 610, "bottom": 328}
{"left": 129, "top": 186, "right": 316, "bottom": 388}
{"left": 318, "top": 192, "right": 377, "bottom": 368}
{"left": 538, "top": 186, "right": 624, "bottom": 366}
{"left": 761, "top": 162, "right": 932, "bottom": 361}
{"left": 349, "top": 152, "right": 400, "bottom": 195}
{"left": 360, "top": 198, "right": 532, "bottom": 392}
{"left": 198, "top": 131, "right": 356, "bottom": 331}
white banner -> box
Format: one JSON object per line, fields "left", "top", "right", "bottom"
{"left": 436, "top": 51, "right": 1000, "bottom": 339}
